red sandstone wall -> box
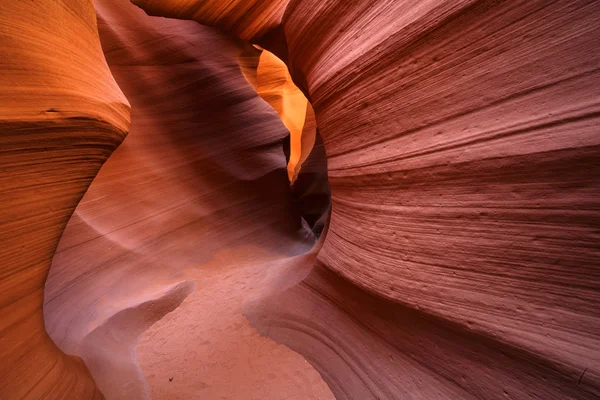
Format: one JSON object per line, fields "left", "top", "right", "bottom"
{"left": 135, "top": 1, "right": 600, "bottom": 398}
{"left": 1, "top": 1, "right": 598, "bottom": 399}
{"left": 0, "top": 1, "right": 129, "bottom": 398}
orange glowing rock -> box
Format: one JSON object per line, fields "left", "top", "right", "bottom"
{"left": 0, "top": 0, "right": 129, "bottom": 398}
{"left": 1, "top": 0, "right": 599, "bottom": 399}
{"left": 255, "top": 49, "right": 316, "bottom": 182}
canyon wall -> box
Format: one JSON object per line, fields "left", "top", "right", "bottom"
{"left": 134, "top": 0, "right": 600, "bottom": 399}
{"left": 43, "top": 1, "right": 329, "bottom": 399}
{"left": 1, "top": 0, "right": 599, "bottom": 399}
{"left": 0, "top": 1, "right": 128, "bottom": 398}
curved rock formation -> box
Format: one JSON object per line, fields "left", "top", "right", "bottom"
{"left": 288, "top": 131, "right": 331, "bottom": 235}
{"left": 0, "top": 1, "right": 129, "bottom": 398}
{"left": 1, "top": 0, "right": 599, "bottom": 399}
{"left": 134, "top": 0, "right": 600, "bottom": 399}
{"left": 129, "top": 0, "right": 289, "bottom": 45}
{"left": 254, "top": 48, "right": 315, "bottom": 182}
{"left": 248, "top": 48, "right": 330, "bottom": 232}
{"left": 43, "top": 1, "right": 330, "bottom": 399}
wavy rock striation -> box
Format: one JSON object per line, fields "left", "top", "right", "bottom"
{"left": 42, "top": 0, "right": 331, "bottom": 399}
{"left": 1, "top": 0, "right": 599, "bottom": 399}
{"left": 130, "top": 0, "right": 290, "bottom": 46}
{"left": 0, "top": 1, "right": 129, "bottom": 399}
{"left": 134, "top": 0, "right": 600, "bottom": 399}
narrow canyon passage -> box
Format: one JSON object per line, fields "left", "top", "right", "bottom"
{"left": 42, "top": 1, "right": 332, "bottom": 399}
{"left": 1, "top": 1, "right": 599, "bottom": 400}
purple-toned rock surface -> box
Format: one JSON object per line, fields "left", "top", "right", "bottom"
{"left": 1, "top": 1, "right": 598, "bottom": 399}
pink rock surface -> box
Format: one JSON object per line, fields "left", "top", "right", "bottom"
{"left": 43, "top": 1, "right": 331, "bottom": 399}
{"left": 1, "top": 0, "right": 599, "bottom": 399}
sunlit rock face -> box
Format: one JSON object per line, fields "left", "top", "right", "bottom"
{"left": 250, "top": 47, "right": 330, "bottom": 234}
{"left": 254, "top": 48, "right": 315, "bottom": 183}
{"left": 0, "top": 1, "right": 128, "bottom": 398}
{"left": 1, "top": 1, "right": 599, "bottom": 400}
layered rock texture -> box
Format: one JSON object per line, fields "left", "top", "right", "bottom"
{"left": 0, "top": 1, "right": 128, "bottom": 398}
{"left": 1, "top": 0, "right": 599, "bottom": 399}
{"left": 43, "top": 1, "right": 330, "bottom": 399}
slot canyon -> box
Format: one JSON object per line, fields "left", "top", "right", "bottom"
{"left": 0, "top": 0, "right": 599, "bottom": 399}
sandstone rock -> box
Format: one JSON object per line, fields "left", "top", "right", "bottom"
{"left": 1, "top": 0, "right": 599, "bottom": 399}
{"left": 0, "top": 1, "right": 128, "bottom": 398}
{"left": 135, "top": 1, "right": 600, "bottom": 398}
